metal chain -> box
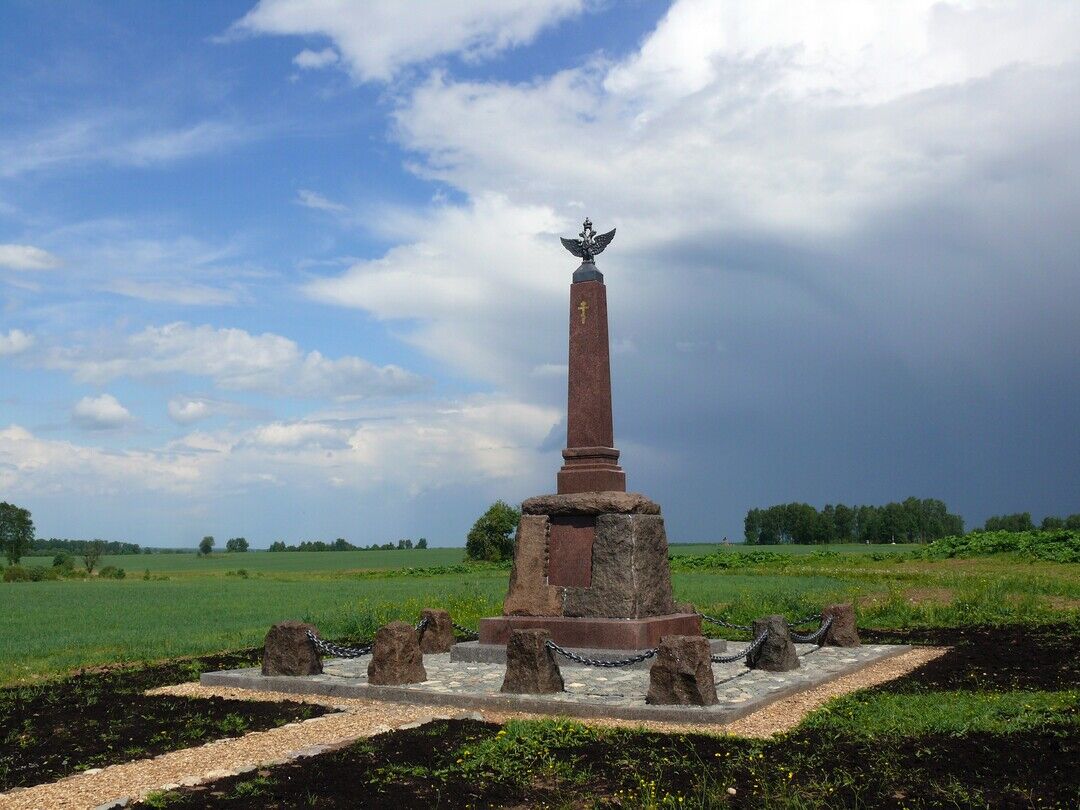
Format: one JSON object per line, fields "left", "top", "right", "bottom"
{"left": 451, "top": 621, "right": 480, "bottom": 640}
{"left": 788, "top": 612, "right": 823, "bottom": 628}
{"left": 306, "top": 629, "right": 372, "bottom": 659}
{"left": 711, "top": 629, "right": 769, "bottom": 663}
{"left": 546, "top": 640, "right": 658, "bottom": 668}
{"left": 791, "top": 615, "right": 834, "bottom": 644}
{"left": 698, "top": 613, "right": 752, "bottom": 632}
{"left": 415, "top": 616, "right": 430, "bottom": 633}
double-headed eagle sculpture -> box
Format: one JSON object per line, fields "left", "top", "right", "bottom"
{"left": 561, "top": 218, "right": 615, "bottom": 264}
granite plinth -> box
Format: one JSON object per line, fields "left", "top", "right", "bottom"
{"left": 548, "top": 515, "right": 594, "bottom": 587}
{"left": 479, "top": 613, "right": 701, "bottom": 649}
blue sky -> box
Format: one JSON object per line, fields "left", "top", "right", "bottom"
{"left": 1, "top": 0, "right": 1078, "bottom": 548}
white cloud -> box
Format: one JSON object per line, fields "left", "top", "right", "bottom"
{"left": 72, "top": 394, "right": 134, "bottom": 430}
{"left": 293, "top": 47, "right": 338, "bottom": 69}
{"left": 107, "top": 279, "right": 239, "bottom": 306}
{"left": 0, "top": 329, "right": 34, "bottom": 356}
{"left": 234, "top": 0, "right": 589, "bottom": 82}
{"left": 0, "top": 244, "right": 62, "bottom": 271}
{"left": 47, "top": 322, "right": 426, "bottom": 399}
{"left": 167, "top": 397, "right": 211, "bottom": 424}
{"left": 0, "top": 117, "right": 248, "bottom": 178}
{"left": 296, "top": 188, "right": 347, "bottom": 213}
{"left": 0, "top": 394, "right": 558, "bottom": 499}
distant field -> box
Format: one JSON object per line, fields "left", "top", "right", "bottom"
{"left": 19, "top": 547, "right": 466, "bottom": 575}
{"left": 668, "top": 542, "right": 922, "bottom": 555}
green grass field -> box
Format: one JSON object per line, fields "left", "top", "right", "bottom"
{"left": 2, "top": 544, "right": 1077, "bottom": 684}
{"left": 18, "top": 546, "right": 467, "bottom": 575}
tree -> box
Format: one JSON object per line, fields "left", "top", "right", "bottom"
{"left": 465, "top": 500, "right": 521, "bottom": 562}
{"left": 83, "top": 540, "right": 104, "bottom": 574}
{"left": 0, "top": 502, "right": 34, "bottom": 564}
{"left": 416, "top": 537, "right": 428, "bottom": 549}
{"left": 1066, "top": 514, "right": 1080, "bottom": 530}
{"left": 198, "top": 535, "right": 215, "bottom": 556}
{"left": 225, "top": 537, "right": 249, "bottom": 552}
{"left": 1041, "top": 515, "right": 1066, "bottom": 531}
{"left": 984, "top": 513, "right": 1034, "bottom": 532}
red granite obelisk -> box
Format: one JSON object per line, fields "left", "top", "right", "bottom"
{"left": 468, "top": 219, "right": 701, "bottom": 655}
{"left": 557, "top": 266, "right": 626, "bottom": 495}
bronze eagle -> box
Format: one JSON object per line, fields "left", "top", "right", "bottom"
{"left": 560, "top": 218, "right": 615, "bottom": 263}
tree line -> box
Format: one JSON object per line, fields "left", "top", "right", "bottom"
{"left": 265, "top": 537, "right": 428, "bottom": 552}
{"left": 744, "top": 498, "right": 965, "bottom": 545}
{"left": 984, "top": 512, "right": 1080, "bottom": 532}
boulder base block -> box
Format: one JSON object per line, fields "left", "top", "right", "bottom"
{"left": 501, "top": 629, "right": 564, "bottom": 694}
{"left": 646, "top": 635, "right": 718, "bottom": 706}
{"left": 748, "top": 615, "right": 800, "bottom": 672}
{"left": 262, "top": 620, "right": 322, "bottom": 676}
{"left": 367, "top": 621, "right": 427, "bottom": 685}
{"left": 418, "top": 608, "right": 455, "bottom": 654}
{"left": 821, "top": 603, "right": 861, "bottom": 647}
{"left": 503, "top": 515, "right": 563, "bottom": 616}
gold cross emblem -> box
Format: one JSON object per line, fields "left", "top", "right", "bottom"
{"left": 578, "top": 299, "right": 588, "bottom": 324}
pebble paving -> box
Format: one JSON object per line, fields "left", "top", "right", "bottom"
{"left": 203, "top": 642, "right": 907, "bottom": 724}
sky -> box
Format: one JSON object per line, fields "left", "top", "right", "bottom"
{"left": 1, "top": 0, "right": 1077, "bottom": 548}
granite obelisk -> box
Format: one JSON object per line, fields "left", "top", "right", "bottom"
{"left": 557, "top": 233, "right": 625, "bottom": 494}
{"left": 467, "top": 219, "right": 701, "bottom": 655}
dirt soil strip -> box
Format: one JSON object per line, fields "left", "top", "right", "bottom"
{"left": 0, "top": 692, "right": 471, "bottom": 810}
{"left": 0, "top": 647, "right": 946, "bottom": 810}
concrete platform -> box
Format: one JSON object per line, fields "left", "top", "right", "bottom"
{"left": 201, "top": 642, "right": 910, "bottom": 725}
{"left": 449, "top": 639, "right": 727, "bottom": 669}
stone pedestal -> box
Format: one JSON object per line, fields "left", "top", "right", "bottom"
{"left": 487, "top": 491, "right": 696, "bottom": 651}
{"left": 821, "top": 603, "right": 861, "bottom": 647}
{"left": 262, "top": 620, "right": 322, "bottom": 676}
{"left": 367, "top": 621, "right": 427, "bottom": 685}
{"left": 646, "top": 635, "right": 718, "bottom": 706}
{"left": 501, "top": 629, "right": 564, "bottom": 694}
{"left": 747, "top": 615, "right": 800, "bottom": 672}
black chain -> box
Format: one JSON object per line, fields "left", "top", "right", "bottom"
{"left": 415, "top": 616, "right": 430, "bottom": 633}
{"left": 306, "top": 630, "right": 372, "bottom": 659}
{"left": 788, "top": 612, "right": 823, "bottom": 627}
{"left": 711, "top": 629, "right": 770, "bottom": 663}
{"left": 791, "top": 615, "right": 834, "bottom": 644}
{"left": 451, "top": 620, "right": 480, "bottom": 640}
{"left": 698, "top": 613, "right": 752, "bottom": 632}
{"left": 545, "top": 640, "right": 658, "bottom": 668}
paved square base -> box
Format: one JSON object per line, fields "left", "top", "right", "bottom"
{"left": 450, "top": 639, "right": 728, "bottom": 669}
{"left": 201, "top": 642, "right": 910, "bottom": 725}
{"left": 478, "top": 613, "right": 702, "bottom": 649}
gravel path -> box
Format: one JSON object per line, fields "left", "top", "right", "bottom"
{"left": 0, "top": 647, "right": 946, "bottom": 809}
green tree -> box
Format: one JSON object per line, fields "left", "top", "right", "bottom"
{"left": 416, "top": 537, "right": 428, "bottom": 549}
{"left": 225, "top": 537, "right": 249, "bottom": 552}
{"left": 0, "top": 502, "right": 35, "bottom": 564}
{"left": 1041, "top": 515, "right": 1065, "bottom": 531}
{"left": 465, "top": 500, "right": 521, "bottom": 561}
{"left": 83, "top": 540, "right": 104, "bottom": 574}
{"left": 984, "top": 513, "right": 1034, "bottom": 532}
{"left": 198, "top": 535, "right": 215, "bottom": 556}
{"left": 1066, "top": 514, "right": 1080, "bottom": 530}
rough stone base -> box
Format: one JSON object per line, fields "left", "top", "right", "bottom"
{"left": 501, "top": 629, "right": 564, "bottom": 694}
{"left": 367, "top": 621, "right": 427, "bottom": 685}
{"left": 451, "top": 638, "right": 727, "bottom": 669}
{"left": 646, "top": 636, "right": 718, "bottom": 706}
{"left": 748, "top": 616, "right": 800, "bottom": 672}
{"left": 821, "top": 603, "right": 861, "bottom": 647}
{"left": 262, "top": 620, "right": 322, "bottom": 676}
{"left": 418, "top": 608, "right": 455, "bottom": 654}
{"left": 479, "top": 613, "right": 702, "bottom": 649}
